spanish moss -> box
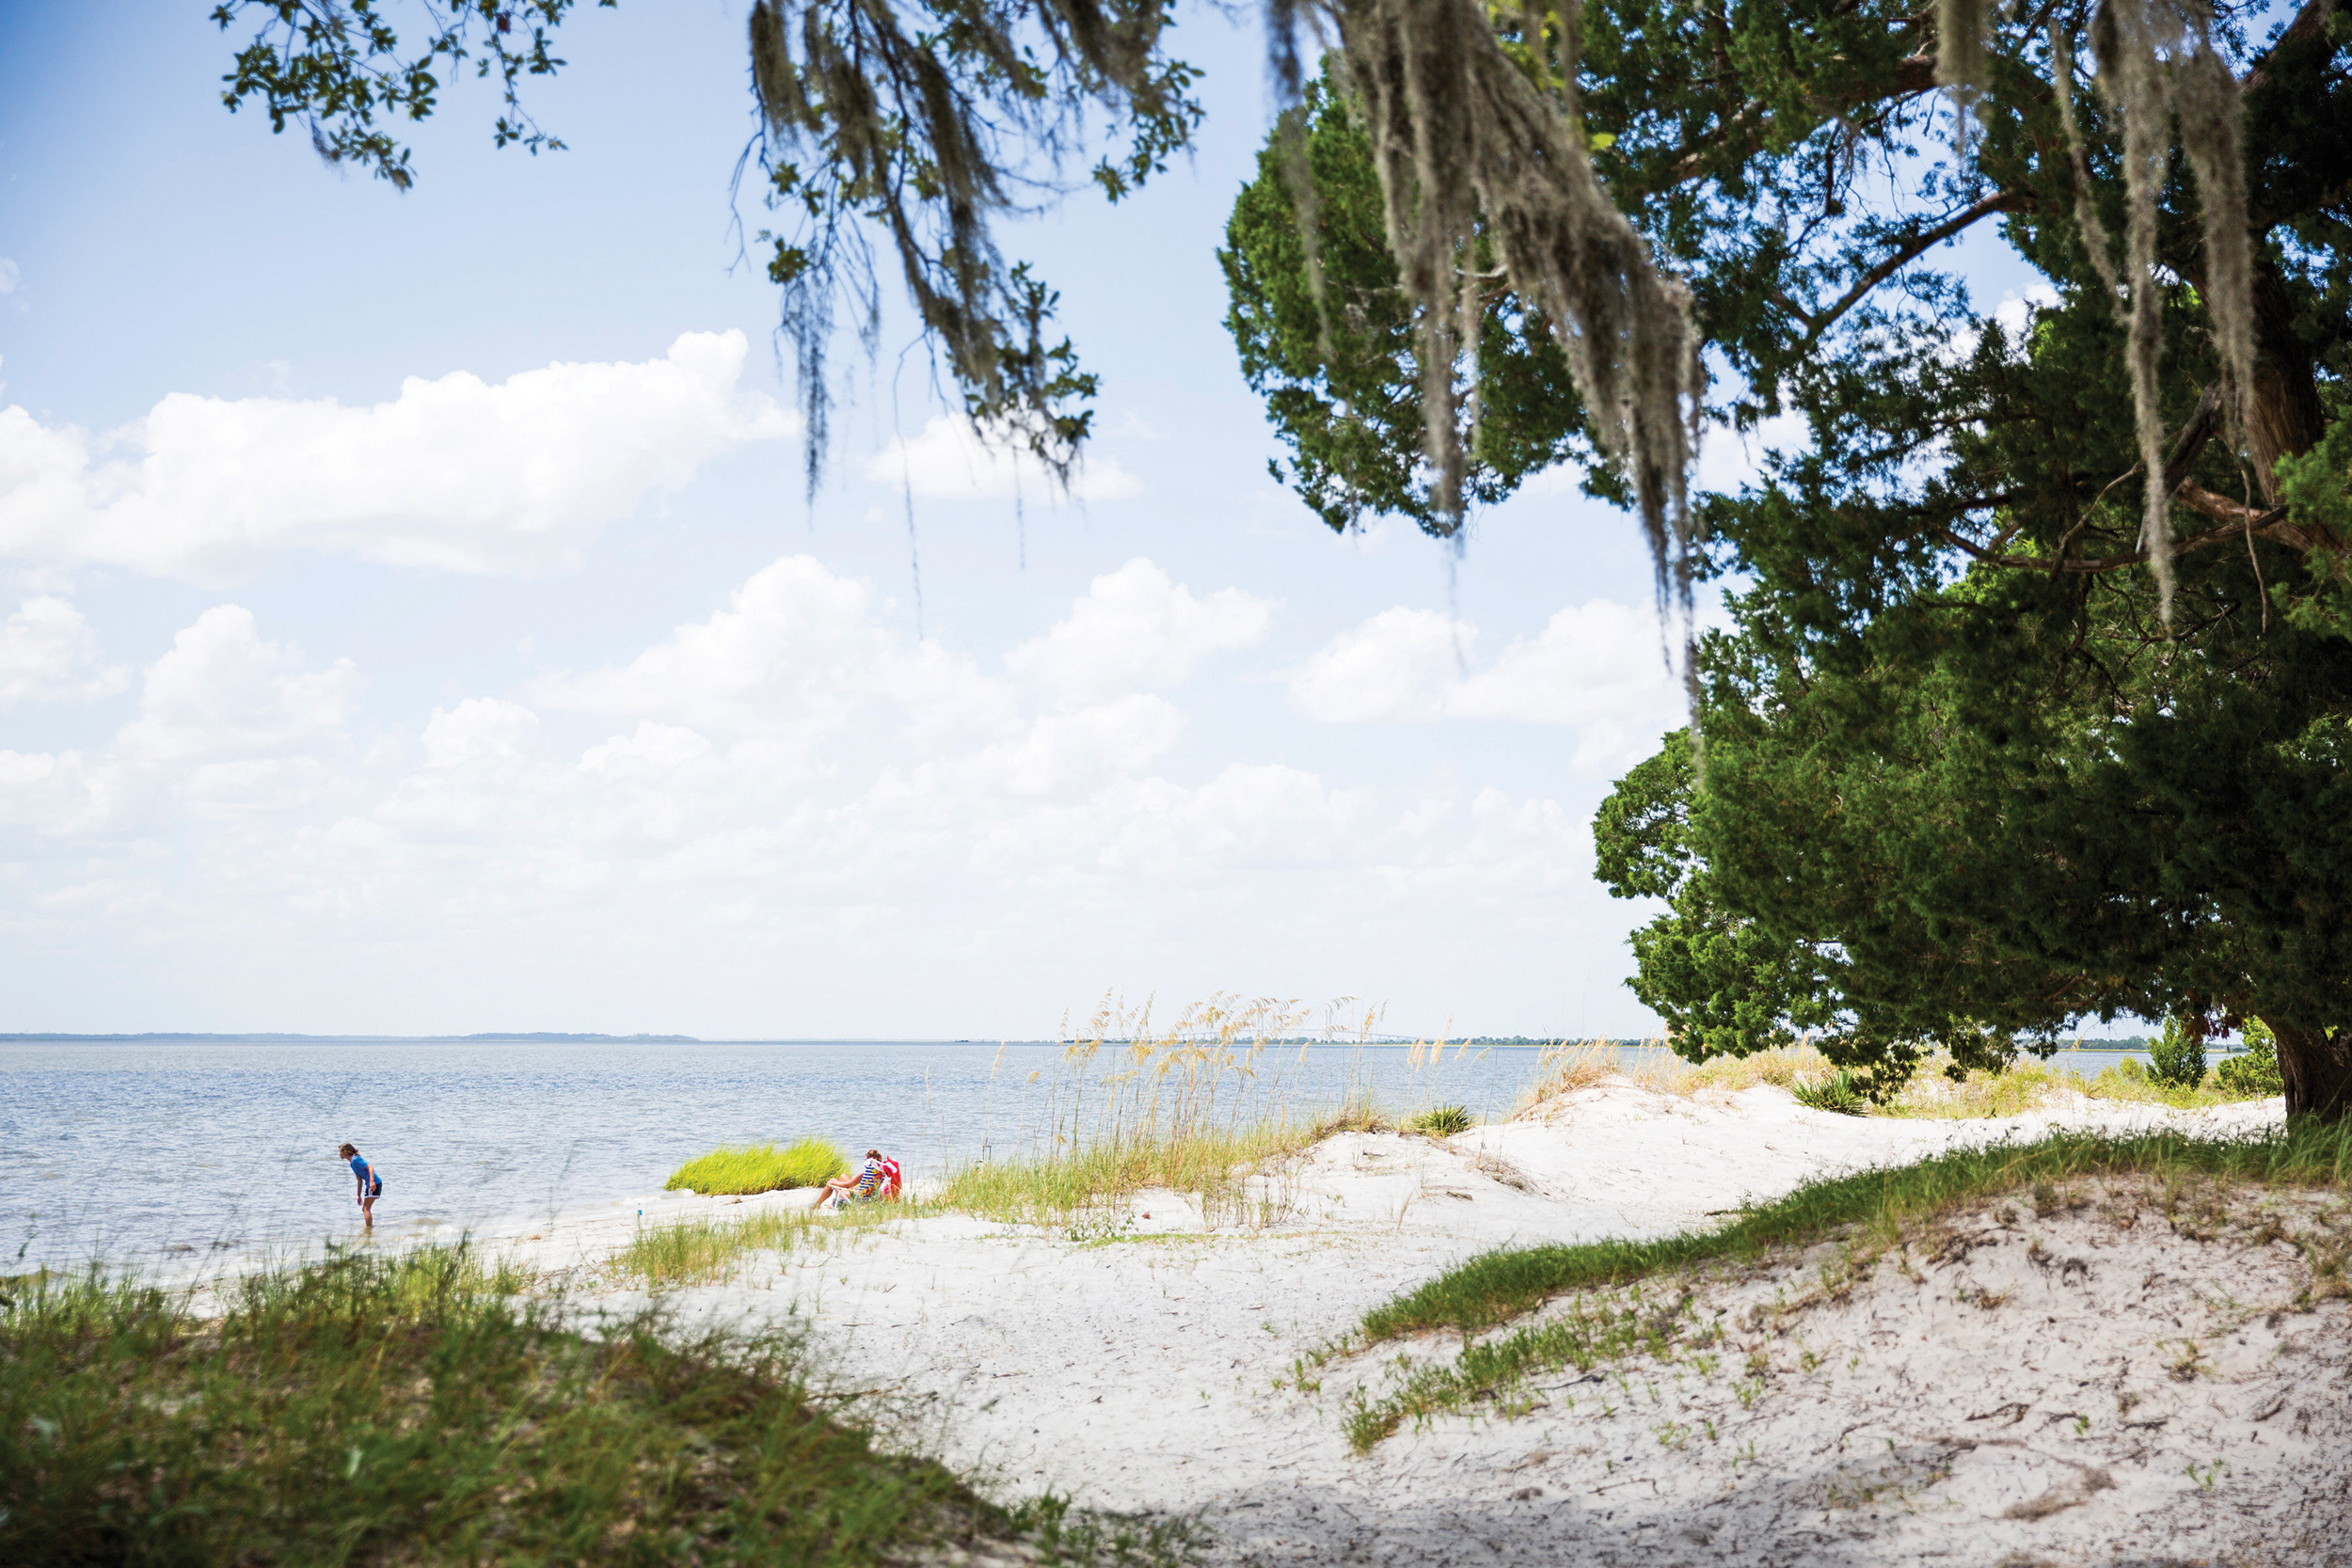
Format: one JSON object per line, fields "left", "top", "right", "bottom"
{"left": 2055, "top": 0, "right": 2255, "bottom": 624}
{"left": 1314, "top": 0, "right": 1699, "bottom": 611}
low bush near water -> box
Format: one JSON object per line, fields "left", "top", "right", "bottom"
{"left": 2216, "top": 1020, "right": 2286, "bottom": 1098}
{"left": 664, "top": 1137, "right": 847, "bottom": 1196}
{"left": 0, "top": 1244, "right": 1035, "bottom": 1565}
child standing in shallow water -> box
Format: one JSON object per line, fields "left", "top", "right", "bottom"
{"left": 338, "top": 1143, "right": 382, "bottom": 1229}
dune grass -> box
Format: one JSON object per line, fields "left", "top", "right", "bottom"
{"left": 1518, "top": 1037, "right": 2284, "bottom": 1122}
{"left": 0, "top": 1243, "right": 1071, "bottom": 1566}
{"left": 618, "top": 1208, "right": 819, "bottom": 1287}
{"left": 664, "top": 1137, "right": 847, "bottom": 1196}
{"left": 935, "top": 994, "right": 1416, "bottom": 1227}
{"left": 616, "top": 1199, "right": 919, "bottom": 1289}
{"left": 1341, "top": 1121, "right": 2352, "bottom": 1451}
{"left": 1408, "top": 1103, "right": 1475, "bottom": 1137}
{"left": 1513, "top": 1039, "right": 1827, "bottom": 1116}
{"left": 1358, "top": 1120, "right": 2352, "bottom": 1347}
{"left": 936, "top": 1109, "right": 1384, "bottom": 1227}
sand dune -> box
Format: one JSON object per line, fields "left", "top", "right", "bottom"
{"left": 475, "top": 1082, "right": 2350, "bottom": 1565}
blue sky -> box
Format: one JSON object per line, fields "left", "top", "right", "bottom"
{"left": 0, "top": 0, "right": 1989, "bottom": 1037}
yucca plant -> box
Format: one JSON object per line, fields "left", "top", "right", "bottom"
{"left": 1790, "top": 1070, "right": 1868, "bottom": 1117}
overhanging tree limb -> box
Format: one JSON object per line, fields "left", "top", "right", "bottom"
{"left": 1794, "top": 187, "right": 2035, "bottom": 353}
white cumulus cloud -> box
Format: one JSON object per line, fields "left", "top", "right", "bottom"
{"left": 0, "top": 331, "right": 792, "bottom": 581}
{"left": 866, "top": 415, "right": 1141, "bottom": 502}
{"left": 0, "top": 560, "right": 1648, "bottom": 1036}
{"left": 532, "top": 554, "right": 1012, "bottom": 741}
{"left": 1007, "top": 558, "right": 1273, "bottom": 705}
{"left": 118, "top": 606, "right": 358, "bottom": 767}
{"left": 1291, "top": 598, "right": 1692, "bottom": 777}
{"left": 0, "top": 596, "right": 128, "bottom": 706}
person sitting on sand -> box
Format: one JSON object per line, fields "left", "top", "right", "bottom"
{"left": 339, "top": 1142, "right": 383, "bottom": 1229}
{"left": 811, "top": 1148, "right": 887, "bottom": 1211}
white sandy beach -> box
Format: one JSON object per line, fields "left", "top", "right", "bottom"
{"left": 452, "top": 1083, "right": 2350, "bottom": 1565}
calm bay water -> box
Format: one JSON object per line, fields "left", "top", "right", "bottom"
{"left": 0, "top": 1037, "right": 2156, "bottom": 1272}
{"left": 1, "top": 1037, "right": 1555, "bottom": 1270}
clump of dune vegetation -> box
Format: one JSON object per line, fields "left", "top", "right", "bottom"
{"left": 936, "top": 995, "right": 1411, "bottom": 1227}
{"left": 1516, "top": 1035, "right": 2290, "bottom": 1123}
{"left": 664, "top": 1137, "right": 846, "bottom": 1196}
{"left": 1339, "top": 1121, "right": 2352, "bottom": 1451}
{"left": 0, "top": 1243, "right": 1144, "bottom": 1565}
{"left": 615, "top": 1199, "right": 924, "bottom": 1289}
{"left": 1407, "top": 1103, "right": 1475, "bottom": 1137}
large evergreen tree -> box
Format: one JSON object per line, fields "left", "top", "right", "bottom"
{"left": 1221, "top": 2, "right": 2352, "bottom": 1115}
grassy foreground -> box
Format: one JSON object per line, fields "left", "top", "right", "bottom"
{"left": 665, "top": 1138, "right": 848, "bottom": 1196}
{"left": 0, "top": 1245, "right": 1191, "bottom": 1566}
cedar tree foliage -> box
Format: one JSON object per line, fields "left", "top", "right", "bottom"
{"left": 1220, "top": 0, "right": 2352, "bottom": 1113}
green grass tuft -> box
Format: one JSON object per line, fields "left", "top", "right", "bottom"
{"left": 1789, "top": 1069, "right": 1868, "bottom": 1116}
{"left": 664, "top": 1137, "right": 847, "bottom": 1196}
{"left": 1358, "top": 1122, "right": 2352, "bottom": 1346}
{"left": 937, "top": 1119, "right": 1336, "bottom": 1227}
{"left": 617, "top": 1208, "right": 817, "bottom": 1287}
{"left": 616, "top": 1200, "right": 916, "bottom": 1289}
{"left": 1409, "top": 1104, "right": 1475, "bottom": 1137}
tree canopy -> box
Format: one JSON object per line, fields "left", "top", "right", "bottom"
{"left": 1219, "top": 66, "right": 1597, "bottom": 534}
{"left": 1216, "top": 0, "right": 2352, "bottom": 1113}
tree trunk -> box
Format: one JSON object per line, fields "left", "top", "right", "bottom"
{"left": 2263, "top": 1018, "right": 2352, "bottom": 1120}
{"left": 2246, "top": 263, "right": 2330, "bottom": 508}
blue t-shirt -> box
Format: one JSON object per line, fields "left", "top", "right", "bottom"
{"left": 350, "top": 1153, "right": 372, "bottom": 1182}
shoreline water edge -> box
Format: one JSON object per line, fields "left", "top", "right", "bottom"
{"left": 4, "top": 1035, "right": 2190, "bottom": 1274}
{"left": 25, "top": 1067, "right": 2345, "bottom": 1565}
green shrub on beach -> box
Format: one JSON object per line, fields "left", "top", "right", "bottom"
{"left": 664, "top": 1138, "right": 847, "bottom": 1196}
{"left": 0, "top": 1245, "right": 1032, "bottom": 1565}
{"left": 1789, "top": 1069, "right": 1868, "bottom": 1116}
{"left": 2216, "top": 1021, "right": 2287, "bottom": 1099}
{"left": 1408, "top": 1104, "right": 1474, "bottom": 1137}
{"left": 2149, "top": 1015, "right": 2208, "bottom": 1090}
